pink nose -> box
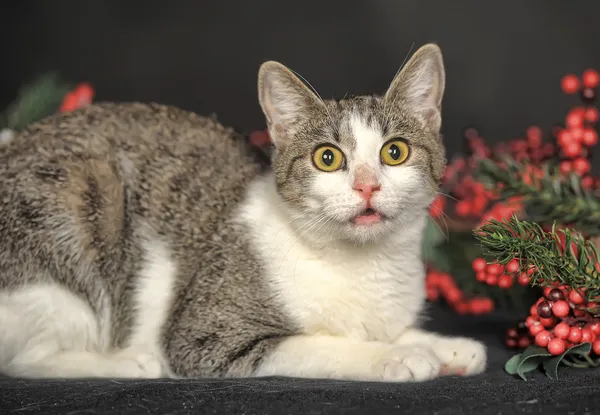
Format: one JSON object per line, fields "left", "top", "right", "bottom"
{"left": 353, "top": 183, "right": 381, "bottom": 201}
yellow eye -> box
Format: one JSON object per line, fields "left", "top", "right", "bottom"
{"left": 380, "top": 139, "right": 409, "bottom": 166}
{"left": 312, "top": 145, "right": 345, "bottom": 172}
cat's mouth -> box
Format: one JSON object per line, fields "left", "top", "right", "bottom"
{"left": 351, "top": 208, "right": 384, "bottom": 226}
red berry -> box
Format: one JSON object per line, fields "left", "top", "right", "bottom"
{"left": 562, "top": 141, "right": 582, "bottom": 158}
{"left": 472, "top": 258, "right": 487, "bottom": 272}
{"left": 566, "top": 111, "right": 584, "bottom": 128}
{"left": 454, "top": 301, "right": 470, "bottom": 315}
{"left": 589, "top": 322, "right": 600, "bottom": 335}
{"left": 505, "top": 259, "right": 520, "bottom": 273}
{"left": 559, "top": 161, "right": 573, "bottom": 175}
{"left": 498, "top": 274, "right": 514, "bottom": 289}
{"left": 537, "top": 301, "right": 553, "bottom": 318}
{"left": 540, "top": 317, "right": 556, "bottom": 327}
{"left": 554, "top": 322, "right": 571, "bottom": 339}
{"left": 506, "top": 338, "right": 517, "bottom": 348}
{"left": 582, "top": 129, "right": 598, "bottom": 146}
{"left": 529, "top": 322, "right": 544, "bottom": 336}
{"left": 486, "top": 263, "right": 504, "bottom": 276}
{"left": 455, "top": 200, "right": 472, "bottom": 217}
{"left": 518, "top": 273, "right": 531, "bottom": 286}
{"left": 569, "top": 289, "right": 586, "bottom": 305}
{"left": 593, "top": 339, "right": 600, "bottom": 355}
{"left": 518, "top": 337, "right": 531, "bottom": 348}
{"left": 525, "top": 316, "right": 537, "bottom": 328}
{"left": 552, "top": 300, "right": 571, "bottom": 317}
{"left": 471, "top": 195, "right": 487, "bottom": 214}
{"left": 485, "top": 274, "right": 498, "bottom": 286}
{"left": 583, "top": 69, "right": 600, "bottom": 89}
{"left": 562, "top": 74, "right": 580, "bottom": 94}
{"left": 548, "top": 288, "right": 566, "bottom": 302}
{"left": 507, "top": 328, "right": 518, "bottom": 338}
{"left": 557, "top": 130, "right": 572, "bottom": 147}
{"left": 535, "top": 330, "right": 552, "bottom": 347}
{"left": 529, "top": 304, "right": 539, "bottom": 317}
{"left": 445, "top": 287, "right": 462, "bottom": 304}
{"left": 475, "top": 271, "right": 487, "bottom": 282}
{"left": 74, "top": 82, "right": 95, "bottom": 103}
{"left": 568, "top": 326, "right": 583, "bottom": 344}
{"left": 526, "top": 126, "right": 543, "bottom": 148}
{"left": 582, "top": 176, "right": 595, "bottom": 189}
{"left": 582, "top": 328, "right": 595, "bottom": 343}
{"left": 429, "top": 195, "right": 446, "bottom": 218}
{"left": 548, "top": 338, "right": 567, "bottom": 355}
{"left": 573, "top": 158, "right": 591, "bottom": 175}
{"left": 571, "top": 126, "right": 584, "bottom": 141}
{"left": 60, "top": 92, "right": 79, "bottom": 112}
{"left": 584, "top": 107, "right": 599, "bottom": 123}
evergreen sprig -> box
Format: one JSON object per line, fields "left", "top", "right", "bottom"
{"left": 475, "top": 215, "right": 600, "bottom": 314}
{"left": 475, "top": 157, "right": 600, "bottom": 235}
{"left": 0, "top": 73, "right": 71, "bottom": 131}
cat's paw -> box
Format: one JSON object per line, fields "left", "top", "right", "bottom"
{"left": 112, "top": 349, "right": 164, "bottom": 379}
{"left": 372, "top": 346, "right": 441, "bottom": 382}
{"left": 431, "top": 337, "right": 487, "bottom": 376}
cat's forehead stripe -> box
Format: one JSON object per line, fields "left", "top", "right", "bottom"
{"left": 348, "top": 114, "right": 383, "bottom": 165}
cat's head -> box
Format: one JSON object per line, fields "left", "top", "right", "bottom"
{"left": 257, "top": 44, "right": 446, "bottom": 245}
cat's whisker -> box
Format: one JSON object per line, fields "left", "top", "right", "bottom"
{"left": 273, "top": 212, "right": 328, "bottom": 269}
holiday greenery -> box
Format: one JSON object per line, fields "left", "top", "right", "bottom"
{"left": 424, "top": 68, "right": 600, "bottom": 379}
{"left": 0, "top": 74, "right": 94, "bottom": 134}
{"left": 3, "top": 67, "right": 600, "bottom": 380}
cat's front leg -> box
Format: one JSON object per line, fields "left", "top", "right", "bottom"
{"left": 254, "top": 334, "right": 442, "bottom": 382}
{"left": 394, "top": 328, "right": 487, "bottom": 376}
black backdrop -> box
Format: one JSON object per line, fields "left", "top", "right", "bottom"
{"left": 2, "top": 0, "right": 600, "bottom": 157}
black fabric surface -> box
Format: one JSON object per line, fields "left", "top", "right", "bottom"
{"left": 2, "top": 305, "right": 600, "bottom": 414}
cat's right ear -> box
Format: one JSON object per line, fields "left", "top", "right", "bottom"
{"left": 258, "top": 61, "right": 325, "bottom": 149}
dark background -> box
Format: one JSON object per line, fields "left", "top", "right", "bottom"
{"left": 2, "top": 0, "right": 600, "bottom": 157}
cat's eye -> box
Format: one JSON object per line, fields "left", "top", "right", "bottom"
{"left": 312, "top": 145, "right": 345, "bottom": 172}
{"left": 380, "top": 139, "right": 409, "bottom": 166}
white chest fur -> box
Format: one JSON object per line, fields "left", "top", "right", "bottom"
{"left": 239, "top": 175, "right": 427, "bottom": 342}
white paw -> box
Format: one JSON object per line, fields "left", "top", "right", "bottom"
{"left": 432, "top": 337, "right": 487, "bottom": 376}
{"left": 112, "top": 349, "right": 164, "bottom": 379}
{"left": 372, "top": 346, "right": 441, "bottom": 382}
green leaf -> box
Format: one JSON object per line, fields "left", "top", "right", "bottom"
{"left": 507, "top": 345, "right": 552, "bottom": 380}
{"left": 504, "top": 354, "right": 522, "bottom": 375}
{"left": 543, "top": 342, "right": 592, "bottom": 380}
{"left": 422, "top": 216, "right": 445, "bottom": 249}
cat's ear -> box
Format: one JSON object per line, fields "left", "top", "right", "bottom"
{"left": 258, "top": 61, "right": 325, "bottom": 148}
{"left": 384, "top": 43, "right": 445, "bottom": 132}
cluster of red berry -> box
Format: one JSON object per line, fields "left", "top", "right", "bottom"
{"left": 60, "top": 83, "right": 95, "bottom": 112}
{"left": 557, "top": 70, "right": 599, "bottom": 181}
{"left": 425, "top": 269, "right": 494, "bottom": 315}
{"left": 471, "top": 258, "right": 533, "bottom": 289}
{"left": 523, "top": 285, "right": 600, "bottom": 356}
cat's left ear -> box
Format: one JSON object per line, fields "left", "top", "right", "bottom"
{"left": 384, "top": 43, "right": 446, "bottom": 132}
{"left": 258, "top": 61, "right": 326, "bottom": 149}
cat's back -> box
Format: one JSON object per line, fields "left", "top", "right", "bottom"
{"left": 0, "top": 102, "right": 262, "bottom": 183}
{"left": 0, "top": 102, "right": 265, "bottom": 289}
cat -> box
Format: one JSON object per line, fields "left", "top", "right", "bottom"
{"left": 0, "top": 43, "right": 486, "bottom": 381}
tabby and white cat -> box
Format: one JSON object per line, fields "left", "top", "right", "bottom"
{"left": 0, "top": 44, "right": 486, "bottom": 381}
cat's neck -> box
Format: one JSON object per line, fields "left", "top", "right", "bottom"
{"left": 238, "top": 173, "right": 427, "bottom": 258}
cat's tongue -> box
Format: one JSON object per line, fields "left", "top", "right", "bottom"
{"left": 352, "top": 210, "right": 382, "bottom": 226}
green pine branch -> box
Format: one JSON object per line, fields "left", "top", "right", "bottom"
{"left": 1, "top": 73, "right": 71, "bottom": 131}
{"left": 475, "top": 215, "right": 600, "bottom": 315}
{"left": 475, "top": 157, "right": 600, "bottom": 235}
